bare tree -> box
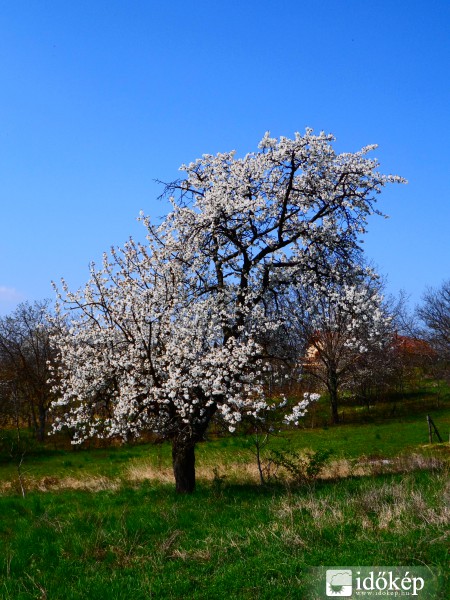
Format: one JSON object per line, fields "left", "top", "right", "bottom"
{"left": 0, "top": 300, "right": 56, "bottom": 442}
{"left": 417, "top": 280, "right": 450, "bottom": 361}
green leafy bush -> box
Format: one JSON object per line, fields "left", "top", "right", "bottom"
{"left": 269, "top": 447, "right": 334, "bottom": 483}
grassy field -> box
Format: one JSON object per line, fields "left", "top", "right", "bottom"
{"left": 0, "top": 390, "right": 449, "bottom": 599}
{"left": 0, "top": 470, "right": 448, "bottom": 599}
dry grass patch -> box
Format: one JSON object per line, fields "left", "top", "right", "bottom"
{"left": 125, "top": 459, "right": 263, "bottom": 485}
{"left": 1, "top": 447, "right": 447, "bottom": 497}
{"left": 355, "top": 479, "right": 450, "bottom": 532}
{"left": 274, "top": 493, "right": 345, "bottom": 531}
{"left": 271, "top": 472, "right": 450, "bottom": 538}
{"left": 170, "top": 548, "right": 212, "bottom": 562}
{"left": 0, "top": 475, "right": 121, "bottom": 495}
{"left": 49, "top": 475, "right": 121, "bottom": 492}
{"left": 321, "top": 453, "right": 446, "bottom": 481}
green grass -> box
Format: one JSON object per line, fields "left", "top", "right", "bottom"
{"left": 0, "top": 470, "right": 448, "bottom": 599}
{"left": 1, "top": 378, "right": 448, "bottom": 482}
{"left": 304, "top": 377, "right": 450, "bottom": 424}
{"left": 0, "top": 409, "right": 450, "bottom": 494}
{"left": 207, "top": 407, "right": 450, "bottom": 459}
{"left": 0, "top": 387, "right": 449, "bottom": 598}
{"left": 1, "top": 406, "right": 449, "bottom": 491}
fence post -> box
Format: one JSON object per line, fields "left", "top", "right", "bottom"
{"left": 427, "top": 415, "right": 443, "bottom": 443}
{"left": 427, "top": 415, "right": 433, "bottom": 443}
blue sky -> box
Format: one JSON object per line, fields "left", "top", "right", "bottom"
{"left": 1, "top": 0, "right": 449, "bottom": 315}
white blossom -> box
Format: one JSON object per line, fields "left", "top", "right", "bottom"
{"left": 50, "top": 130, "right": 404, "bottom": 453}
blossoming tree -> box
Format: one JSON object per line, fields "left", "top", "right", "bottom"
{"left": 51, "top": 130, "right": 404, "bottom": 492}
{"left": 295, "top": 269, "right": 394, "bottom": 423}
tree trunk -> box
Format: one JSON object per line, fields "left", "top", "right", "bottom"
{"left": 37, "top": 404, "right": 46, "bottom": 443}
{"left": 29, "top": 399, "right": 38, "bottom": 439}
{"left": 330, "top": 391, "right": 339, "bottom": 424}
{"left": 170, "top": 400, "right": 217, "bottom": 493}
{"left": 172, "top": 440, "right": 196, "bottom": 493}
{"left": 328, "top": 371, "right": 340, "bottom": 424}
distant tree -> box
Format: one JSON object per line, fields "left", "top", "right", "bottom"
{"left": 0, "top": 300, "right": 55, "bottom": 441}
{"left": 350, "top": 290, "right": 414, "bottom": 402}
{"left": 295, "top": 269, "right": 394, "bottom": 423}
{"left": 51, "top": 130, "right": 404, "bottom": 492}
{"left": 417, "top": 280, "right": 450, "bottom": 363}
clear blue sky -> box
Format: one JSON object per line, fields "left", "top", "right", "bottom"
{"left": 1, "top": 0, "right": 449, "bottom": 315}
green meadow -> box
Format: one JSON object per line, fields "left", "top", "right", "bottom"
{"left": 0, "top": 391, "right": 449, "bottom": 599}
